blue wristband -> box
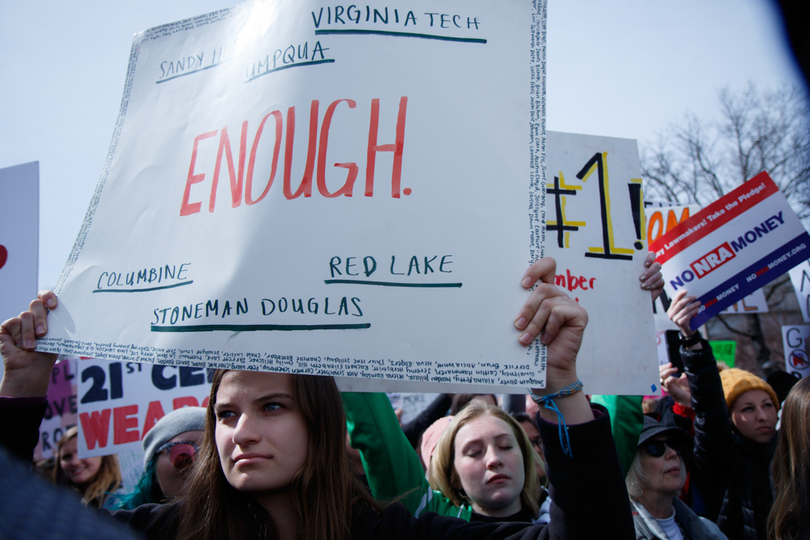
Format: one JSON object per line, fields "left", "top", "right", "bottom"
{"left": 530, "top": 379, "right": 584, "bottom": 458}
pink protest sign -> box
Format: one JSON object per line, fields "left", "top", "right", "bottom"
{"left": 34, "top": 357, "right": 78, "bottom": 461}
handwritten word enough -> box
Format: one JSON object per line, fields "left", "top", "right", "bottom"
{"left": 180, "top": 97, "right": 408, "bottom": 216}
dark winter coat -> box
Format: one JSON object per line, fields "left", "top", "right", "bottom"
{"left": 681, "top": 342, "right": 777, "bottom": 540}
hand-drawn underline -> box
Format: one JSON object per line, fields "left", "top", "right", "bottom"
{"left": 151, "top": 323, "right": 371, "bottom": 332}
{"left": 324, "top": 279, "right": 462, "bottom": 288}
{"left": 315, "top": 28, "right": 487, "bottom": 44}
{"left": 93, "top": 281, "right": 194, "bottom": 293}
{"left": 156, "top": 29, "right": 484, "bottom": 85}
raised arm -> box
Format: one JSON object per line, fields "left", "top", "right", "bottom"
{"left": 667, "top": 289, "right": 732, "bottom": 521}
{"left": 515, "top": 257, "right": 634, "bottom": 538}
{"left": 515, "top": 257, "right": 593, "bottom": 425}
{"left": 342, "top": 392, "right": 428, "bottom": 514}
{"left": 0, "top": 291, "right": 59, "bottom": 398}
{"left": 400, "top": 393, "right": 453, "bottom": 448}
{"left": 0, "top": 291, "right": 60, "bottom": 463}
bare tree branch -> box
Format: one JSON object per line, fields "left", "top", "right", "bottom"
{"left": 641, "top": 84, "right": 810, "bottom": 219}
{"left": 642, "top": 84, "right": 810, "bottom": 371}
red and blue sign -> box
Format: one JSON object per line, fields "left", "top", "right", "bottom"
{"left": 651, "top": 172, "right": 810, "bottom": 330}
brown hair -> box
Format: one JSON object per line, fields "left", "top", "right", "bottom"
{"left": 177, "top": 370, "right": 377, "bottom": 540}
{"left": 53, "top": 426, "right": 122, "bottom": 508}
{"left": 429, "top": 401, "right": 539, "bottom": 517}
{"left": 768, "top": 376, "right": 810, "bottom": 540}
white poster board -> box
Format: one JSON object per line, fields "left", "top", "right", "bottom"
{"left": 782, "top": 325, "right": 810, "bottom": 379}
{"left": 789, "top": 260, "right": 810, "bottom": 323}
{"left": 0, "top": 161, "right": 39, "bottom": 322}
{"left": 77, "top": 358, "right": 211, "bottom": 457}
{"left": 652, "top": 172, "right": 810, "bottom": 331}
{"left": 544, "top": 132, "right": 658, "bottom": 395}
{"left": 656, "top": 330, "right": 669, "bottom": 367}
{"left": 37, "top": 1, "right": 550, "bottom": 391}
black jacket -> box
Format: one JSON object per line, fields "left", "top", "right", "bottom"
{"left": 681, "top": 342, "right": 776, "bottom": 540}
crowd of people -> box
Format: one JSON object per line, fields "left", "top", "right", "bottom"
{"left": 0, "top": 254, "right": 807, "bottom": 540}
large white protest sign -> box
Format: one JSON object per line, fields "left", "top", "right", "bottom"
{"left": 77, "top": 358, "right": 211, "bottom": 457}
{"left": 37, "top": 1, "right": 549, "bottom": 391}
{"left": 544, "top": 132, "right": 657, "bottom": 395}
{"left": 789, "top": 260, "right": 810, "bottom": 323}
{"left": 782, "top": 325, "right": 810, "bottom": 379}
{"left": 651, "top": 172, "right": 810, "bottom": 331}
{"left": 0, "top": 161, "right": 39, "bottom": 323}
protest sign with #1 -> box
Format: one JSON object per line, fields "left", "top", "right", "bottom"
{"left": 651, "top": 172, "right": 810, "bottom": 331}
{"left": 35, "top": 0, "right": 550, "bottom": 393}
{"left": 544, "top": 131, "right": 658, "bottom": 395}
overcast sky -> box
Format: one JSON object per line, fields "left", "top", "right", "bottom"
{"left": 0, "top": 0, "right": 804, "bottom": 290}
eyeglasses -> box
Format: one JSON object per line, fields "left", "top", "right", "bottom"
{"left": 157, "top": 441, "right": 199, "bottom": 469}
{"left": 642, "top": 440, "right": 683, "bottom": 458}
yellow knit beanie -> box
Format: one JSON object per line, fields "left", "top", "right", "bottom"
{"left": 720, "top": 368, "right": 780, "bottom": 411}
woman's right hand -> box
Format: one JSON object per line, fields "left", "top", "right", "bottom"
{"left": 659, "top": 362, "right": 692, "bottom": 408}
{"left": 0, "top": 291, "right": 59, "bottom": 397}
{"left": 666, "top": 289, "right": 701, "bottom": 337}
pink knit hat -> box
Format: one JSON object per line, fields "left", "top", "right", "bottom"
{"left": 420, "top": 416, "right": 453, "bottom": 466}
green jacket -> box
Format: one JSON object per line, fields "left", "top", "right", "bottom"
{"left": 343, "top": 392, "right": 473, "bottom": 519}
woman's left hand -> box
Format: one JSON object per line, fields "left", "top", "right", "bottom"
{"left": 640, "top": 251, "right": 664, "bottom": 301}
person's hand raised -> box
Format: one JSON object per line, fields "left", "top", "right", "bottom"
{"left": 0, "top": 290, "right": 59, "bottom": 397}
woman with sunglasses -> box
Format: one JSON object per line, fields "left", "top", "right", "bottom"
{"left": 113, "top": 406, "right": 205, "bottom": 509}
{"left": 1, "top": 258, "right": 636, "bottom": 539}
{"left": 626, "top": 416, "right": 727, "bottom": 540}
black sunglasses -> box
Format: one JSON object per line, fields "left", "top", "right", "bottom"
{"left": 642, "top": 440, "right": 683, "bottom": 458}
